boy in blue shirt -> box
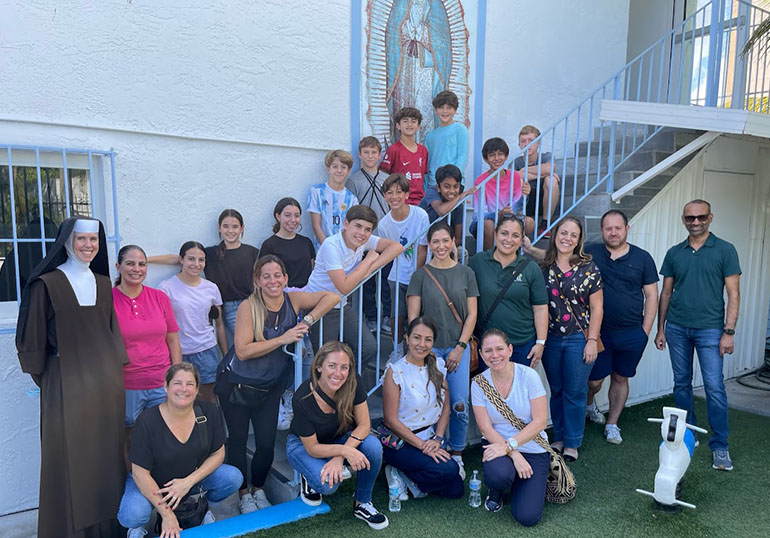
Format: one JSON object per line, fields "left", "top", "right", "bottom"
{"left": 307, "top": 150, "right": 358, "bottom": 248}
{"left": 424, "top": 90, "right": 469, "bottom": 189}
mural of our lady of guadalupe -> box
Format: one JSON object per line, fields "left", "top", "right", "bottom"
{"left": 365, "top": 0, "right": 471, "bottom": 144}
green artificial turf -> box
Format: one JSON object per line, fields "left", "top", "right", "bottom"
{"left": 244, "top": 396, "right": 770, "bottom": 538}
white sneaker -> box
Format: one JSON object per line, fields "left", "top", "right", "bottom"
{"left": 397, "top": 468, "right": 427, "bottom": 499}
{"left": 238, "top": 492, "right": 258, "bottom": 514}
{"left": 384, "top": 464, "right": 408, "bottom": 501}
{"left": 202, "top": 510, "right": 215, "bottom": 525}
{"left": 341, "top": 465, "right": 352, "bottom": 480}
{"left": 253, "top": 488, "right": 272, "bottom": 509}
{"left": 127, "top": 528, "right": 147, "bottom": 538}
{"left": 586, "top": 401, "right": 606, "bottom": 425}
{"left": 451, "top": 455, "right": 466, "bottom": 480}
{"left": 381, "top": 316, "right": 392, "bottom": 336}
{"left": 604, "top": 423, "right": 623, "bottom": 444}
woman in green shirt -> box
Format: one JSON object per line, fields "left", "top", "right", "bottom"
{"left": 469, "top": 214, "right": 548, "bottom": 367}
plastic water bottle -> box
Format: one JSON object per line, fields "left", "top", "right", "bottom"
{"left": 468, "top": 470, "right": 482, "bottom": 508}
{"left": 389, "top": 485, "right": 401, "bottom": 512}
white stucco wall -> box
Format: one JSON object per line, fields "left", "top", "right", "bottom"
{"left": 482, "top": 0, "right": 631, "bottom": 155}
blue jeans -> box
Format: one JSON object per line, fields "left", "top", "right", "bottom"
{"left": 124, "top": 387, "right": 166, "bottom": 427}
{"left": 286, "top": 433, "right": 382, "bottom": 504}
{"left": 182, "top": 346, "right": 221, "bottom": 384}
{"left": 222, "top": 300, "right": 242, "bottom": 349}
{"left": 665, "top": 321, "right": 729, "bottom": 450}
{"left": 434, "top": 346, "right": 471, "bottom": 451}
{"left": 541, "top": 333, "right": 592, "bottom": 448}
{"left": 117, "top": 465, "right": 242, "bottom": 529}
{"left": 511, "top": 336, "right": 537, "bottom": 366}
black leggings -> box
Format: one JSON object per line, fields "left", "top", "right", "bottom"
{"left": 220, "top": 383, "right": 283, "bottom": 490}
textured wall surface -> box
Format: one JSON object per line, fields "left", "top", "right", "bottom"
{"left": 482, "top": 0, "right": 631, "bottom": 153}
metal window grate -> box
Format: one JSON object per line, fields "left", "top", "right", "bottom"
{"left": 0, "top": 144, "right": 120, "bottom": 305}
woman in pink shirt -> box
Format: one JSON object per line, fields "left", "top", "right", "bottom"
{"left": 113, "top": 245, "right": 182, "bottom": 461}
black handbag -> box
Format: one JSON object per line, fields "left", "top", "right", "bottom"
{"left": 155, "top": 405, "right": 210, "bottom": 532}
{"left": 214, "top": 346, "right": 237, "bottom": 401}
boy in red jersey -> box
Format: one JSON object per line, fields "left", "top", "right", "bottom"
{"left": 380, "top": 107, "right": 428, "bottom": 205}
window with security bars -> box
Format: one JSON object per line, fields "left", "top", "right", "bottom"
{"left": 0, "top": 146, "right": 113, "bottom": 306}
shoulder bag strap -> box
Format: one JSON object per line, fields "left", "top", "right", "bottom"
{"left": 422, "top": 266, "right": 463, "bottom": 327}
{"left": 485, "top": 257, "right": 531, "bottom": 321}
{"left": 472, "top": 373, "right": 555, "bottom": 457}
{"left": 192, "top": 405, "right": 210, "bottom": 494}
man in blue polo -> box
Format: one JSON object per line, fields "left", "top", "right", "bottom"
{"left": 655, "top": 199, "right": 741, "bottom": 471}
{"left": 584, "top": 210, "right": 658, "bottom": 445}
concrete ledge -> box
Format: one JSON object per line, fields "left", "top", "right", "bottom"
{"left": 180, "top": 499, "right": 330, "bottom": 538}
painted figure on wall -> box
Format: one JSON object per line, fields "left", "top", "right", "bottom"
{"left": 365, "top": 0, "right": 471, "bottom": 145}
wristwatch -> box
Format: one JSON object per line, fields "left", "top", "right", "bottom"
{"left": 302, "top": 314, "right": 315, "bottom": 326}
{"left": 456, "top": 341, "right": 468, "bottom": 349}
{"left": 505, "top": 437, "right": 519, "bottom": 454}
{"left": 535, "top": 339, "right": 546, "bottom": 346}
{"left": 723, "top": 328, "right": 735, "bottom": 335}
{"left": 432, "top": 434, "right": 445, "bottom": 443}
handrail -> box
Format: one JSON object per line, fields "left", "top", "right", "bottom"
{"left": 289, "top": 0, "right": 770, "bottom": 400}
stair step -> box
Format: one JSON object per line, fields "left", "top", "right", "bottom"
{"left": 180, "top": 499, "right": 330, "bottom": 538}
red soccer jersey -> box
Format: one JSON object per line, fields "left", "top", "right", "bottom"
{"left": 380, "top": 140, "right": 428, "bottom": 205}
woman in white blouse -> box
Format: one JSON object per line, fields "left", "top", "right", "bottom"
{"left": 381, "top": 317, "right": 464, "bottom": 500}
{"left": 471, "top": 328, "right": 549, "bottom": 526}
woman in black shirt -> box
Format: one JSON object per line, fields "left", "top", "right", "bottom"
{"left": 117, "top": 363, "right": 241, "bottom": 538}
{"left": 287, "top": 341, "right": 388, "bottom": 530}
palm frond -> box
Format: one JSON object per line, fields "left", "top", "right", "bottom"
{"left": 742, "top": 17, "right": 770, "bottom": 56}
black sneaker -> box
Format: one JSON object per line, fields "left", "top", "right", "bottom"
{"left": 353, "top": 501, "right": 389, "bottom": 530}
{"left": 299, "top": 474, "right": 322, "bottom": 506}
{"left": 485, "top": 488, "right": 504, "bottom": 512}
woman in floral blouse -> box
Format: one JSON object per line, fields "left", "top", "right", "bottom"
{"left": 539, "top": 217, "right": 603, "bottom": 462}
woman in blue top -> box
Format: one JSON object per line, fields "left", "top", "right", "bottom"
{"left": 220, "top": 255, "right": 338, "bottom": 514}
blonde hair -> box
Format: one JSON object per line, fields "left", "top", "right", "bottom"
{"left": 310, "top": 341, "right": 358, "bottom": 435}
{"left": 519, "top": 125, "right": 541, "bottom": 137}
{"left": 247, "top": 255, "right": 287, "bottom": 342}
{"left": 324, "top": 149, "right": 354, "bottom": 169}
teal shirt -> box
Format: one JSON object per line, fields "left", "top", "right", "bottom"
{"left": 469, "top": 250, "right": 548, "bottom": 345}
{"left": 424, "top": 122, "right": 469, "bottom": 188}
{"left": 660, "top": 233, "right": 741, "bottom": 329}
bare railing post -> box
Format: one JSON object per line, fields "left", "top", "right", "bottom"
{"left": 706, "top": 0, "right": 726, "bottom": 107}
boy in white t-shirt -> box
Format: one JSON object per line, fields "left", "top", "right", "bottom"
{"left": 307, "top": 149, "right": 359, "bottom": 248}
{"left": 377, "top": 173, "right": 428, "bottom": 343}
{"left": 303, "top": 205, "right": 403, "bottom": 376}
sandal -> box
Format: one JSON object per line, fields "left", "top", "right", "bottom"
{"left": 563, "top": 449, "right": 578, "bottom": 462}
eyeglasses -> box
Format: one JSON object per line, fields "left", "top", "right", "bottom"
{"left": 683, "top": 214, "right": 710, "bottom": 223}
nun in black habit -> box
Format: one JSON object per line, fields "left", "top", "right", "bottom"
{"left": 16, "top": 216, "right": 129, "bottom": 538}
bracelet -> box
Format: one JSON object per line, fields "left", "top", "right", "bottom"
{"left": 349, "top": 434, "right": 364, "bottom": 442}
{"left": 587, "top": 338, "right": 598, "bottom": 342}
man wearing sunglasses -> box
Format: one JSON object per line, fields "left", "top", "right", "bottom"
{"left": 655, "top": 199, "right": 741, "bottom": 472}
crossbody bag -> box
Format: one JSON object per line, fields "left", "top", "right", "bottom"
{"left": 421, "top": 265, "right": 479, "bottom": 372}
{"left": 473, "top": 373, "right": 576, "bottom": 504}
{"left": 554, "top": 267, "right": 604, "bottom": 353}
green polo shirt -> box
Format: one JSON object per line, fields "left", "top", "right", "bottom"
{"left": 660, "top": 233, "right": 741, "bottom": 329}
{"left": 469, "top": 250, "right": 548, "bottom": 345}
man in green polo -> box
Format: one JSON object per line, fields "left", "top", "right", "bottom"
{"left": 655, "top": 199, "right": 741, "bottom": 472}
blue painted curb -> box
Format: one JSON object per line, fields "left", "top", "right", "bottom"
{"left": 180, "top": 499, "right": 330, "bottom": 538}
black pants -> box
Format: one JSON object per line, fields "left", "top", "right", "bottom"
{"left": 482, "top": 448, "right": 550, "bottom": 527}
{"left": 220, "top": 383, "right": 283, "bottom": 490}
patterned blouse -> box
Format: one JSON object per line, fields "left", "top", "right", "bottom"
{"left": 544, "top": 260, "right": 602, "bottom": 336}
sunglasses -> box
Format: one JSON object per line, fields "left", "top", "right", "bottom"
{"left": 683, "top": 214, "right": 710, "bottom": 223}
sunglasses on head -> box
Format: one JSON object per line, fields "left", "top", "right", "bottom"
{"left": 683, "top": 214, "right": 709, "bottom": 223}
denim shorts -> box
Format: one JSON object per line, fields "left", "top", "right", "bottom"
{"left": 125, "top": 387, "right": 166, "bottom": 427}
{"left": 589, "top": 326, "right": 649, "bottom": 380}
{"left": 182, "top": 346, "right": 220, "bottom": 384}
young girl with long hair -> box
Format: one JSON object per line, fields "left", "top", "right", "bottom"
{"left": 220, "top": 255, "right": 339, "bottom": 514}
{"left": 286, "top": 341, "right": 389, "bottom": 530}
{"left": 158, "top": 241, "right": 227, "bottom": 403}
{"left": 260, "top": 197, "right": 316, "bottom": 288}
{"left": 149, "top": 209, "right": 259, "bottom": 348}
{"left": 382, "top": 317, "right": 464, "bottom": 500}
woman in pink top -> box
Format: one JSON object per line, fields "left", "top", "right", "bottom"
{"left": 113, "top": 245, "right": 182, "bottom": 464}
